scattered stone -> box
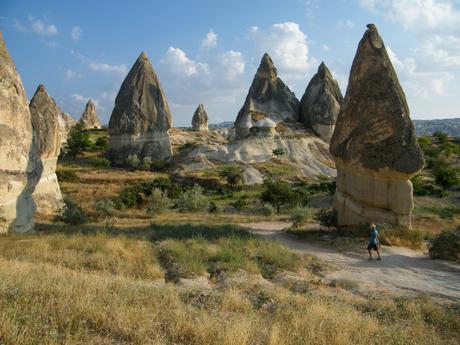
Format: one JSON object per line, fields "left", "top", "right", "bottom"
{"left": 108, "top": 52, "right": 173, "bottom": 164}
{"left": 300, "top": 62, "right": 343, "bottom": 141}
{"left": 29, "top": 84, "right": 64, "bottom": 213}
{"left": 234, "top": 53, "right": 299, "bottom": 138}
{"left": 79, "top": 99, "right": 101, "bottom": 129}
{"left": 0, "top": 33, "right": 38, "bottom": 233}
{"left": 192, "top": 104, "right": 209, "bottom": 131}
{"left": 330, "top": 24, "right": 424, "bottom": 228}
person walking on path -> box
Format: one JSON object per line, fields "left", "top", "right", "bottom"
{"left": 367, "top": 224, "right": 381, "bottom": 261}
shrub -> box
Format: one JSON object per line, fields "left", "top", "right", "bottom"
{"left": 418, "top": 136, "right": 440, "bottom": 157}
{"left": 378, "top": 224, "right": 424, "bottom": 249}
{"left": 142, "top": 156, "right": 152, "bottom": 170}
{"left": 89, "top": 156, "right": 111, "bottom": 169}
{"left": 208, "top": 201, "right": 222, "bottom": 214}
{"left": 260, "top": 179, "right": 295, "bottom": 213}
{"left": 65, "top": 123, "right": 91, "bottom": 159}
{"left": 259, "top": 204, "right": 275, "bottom": 216}
{"left": 147, "top": 188, "right": 172, "bottom": 214}
{"left": 230, "top": 194, "right": 250, "bottom": 210}
{"left": 442, "top": 141, "right": 459, "bottom": 157}
{"left": 433, "top": 130, "right": 448, "bottom": 145}
{"left": 433, "top": 165, "right": 458, "bottom": 190}
{"left": 176, "top": 184, "right": 208, "bottom": 212}
{"left": 126, "top": 154, "right": 140, "bottom": 169}
{"left": 53, "top": 198, "right": 88, "bottom": 225}
{"left": 218, "top": 165, "right": 244, "bottom": 190}
{"left": 93, "top": 136, "right": 108, "bottom": 151}
{"left": 272, "top": 147, "right": 285, "bottom": 156}
{"left": 290, "top": 206, "right": 312, "bottom": 229}
{"left": 95, "top": 199, "right": 116, "bottom": 227}
{"left": 56, "top": 169, "right": 79, "bottom": 182}
{"left": 428, "top": 228, "right": 460, "bottom": 261}
{"left": 313, "top": 208, "right": 337, "bottom": 229}
{"left": 411, "top": 174, "right": 437, "bottom": 196}
{"left": 150, "top": 160, "right": 169, "bottom": 171}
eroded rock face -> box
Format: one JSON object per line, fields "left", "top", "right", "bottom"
{"left": 79, "top": 99, "right": 101, "bottom": 129}
{"left": 330, "top": 24, "right": 424, "bottom": 228}
{"left": 192, "top": 104, "right": 209, "bottom": 131}
{"left": 0, "top": 33, "right": 38, "bottom": 233}
{"left": 58, "top": 111, "right": 77, "bottom": 146}
{"left": 29, "top": 85, "right": 64, "bottom": 213}
{"left": 234, "top": 53, "right": 299, "bottom": 138}
{"left": 300, "top": 62, "right": 343, "bottom": 141}
{"left": 108, "top": 52, "right": 173, "bottom": 164}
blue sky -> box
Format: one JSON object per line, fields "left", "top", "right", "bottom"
{"left": 1, "top": 0, "right": 459, "bottom": 126}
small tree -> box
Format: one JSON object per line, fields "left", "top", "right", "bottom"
{"left": 230, "top": 194, "right": 250, "bottom": 210}
{"left": 126, "top": 154, "right": 140, "bottom": 170}
{"left": 65, "top": 123, "right": 91, "bottom": 159}
{"left": 94, "top": 136, "right": 109, "bottom": 151}
{"left": 442, "top": 141, "right": 459, "bottom": 157}
{"left": 142, "top": 156, "right": 153, "bottom": 170}
{"left": 95, "top": 199, "right": 116, "bottom": 227}
{"left": 313, "top": 208, "right": 337, "bottom": 229}
{"left": 272, "top": 147, "right": 285, "bottom": 157}
{"left": 260, "top": 179, "right": 295, "bottom": 213}
{"left": 290, "top": 206, "right": 312, "bottom": 229}
{"left": 218, "top": 165, "right": 244, "bottom": 190}
{"left": 53, "top": 198, "right": 87, "bottom": 225}
{"left": 176, "top": 184, "right": 208, "bottom": 212}
{"left": 433, "top": 165, "right": 459, "bottom": 190}
{"left": 147, "top": 188, "right": 172, "bottom": 214}
{"left": 433, "top": 130, "right": 448, "bottom": 145}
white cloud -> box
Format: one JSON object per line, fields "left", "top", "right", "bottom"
{"left": 337, "top": 19, "right": 355, "bottom": 29}
{"left": 71, "top": 26, "right": 82, "bottom": 41}
{"left": 201, "top": 29, "right": 217, "bottom": 48}
{"left": 27, "top": 15, "right": 58, "bottom": 35}
{"left": 359, "top": 0, "right": 460, "bottom": 32}
{"left": 71, "top": 93, "right": 100, "bottom": 108}
{"left": 65, "top": 69, "right": 78, "bottom": 81}
{"left": 387, "top": 46, "right": 454, "bottom": 98}
{"left": 220, "top": 50, "right": 245, "bottom": 80}
{"left": 418, "top": 35, "right": 460, "bottom": 66}
{"left": 250, "top": 22, "right": 315, "bottom": 80}
{"left": 162, "top": 47, "right": 209, "bottom": 77}
{"left": 89, "top": 62, "right": 128, "bottom": 75}
{"left": 322, "top": 44, "right": 331, "bottom": 51}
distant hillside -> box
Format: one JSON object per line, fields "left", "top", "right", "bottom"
{"left": 413, "top": 118, "right": 460, "bottom": 137}
{"left": 209, "top": 121, "right": 234, "bottom": 129}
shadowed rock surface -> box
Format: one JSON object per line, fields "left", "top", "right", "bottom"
{"left": 0, "top": 33, "right": 38, "bottom": 233}
{"left": 300, "top": 62, "right": 343, "bottom": 141}
{"left": 29, "top": 84, "right": 64, "bottom": 213}
{"left": 58, "top": 111, "right": 77, "bottom": 146}
{"left": 79, "top": 99, "right": 101, "bottom": 129}
{"left": 192, "top": 104, "right": 209, "bottom": 131}
{"left": 108, "top": 52, "right": 173, "bottom": 164}
{"left": 330, "top": 24, "right": 424, "bottom": 228}
{"left": 234, "top": 53, "right": 299, "bottom": 138}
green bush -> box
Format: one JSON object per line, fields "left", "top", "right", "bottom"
{"left": 53, "top": 198, "right": 88, "bottom": 225}
{"left": 259, "top": 204, "right": 275, "bottom": 216}
{"left": 89, "top": 156, "right": 111, "bottom": 169}
{"left": 230, "top": 194, "right": 250, "bottom": 210}
{"left": 218, "top": 165, "right": 244, "bottom": 190}
{"left": 260, "top": 179, "right": 296, "bottom": 213}
{"left": 126, "top": 154, "right": 140, "bottom": 170}
{"left": 428, "top": 228, "right": 460, "bottom": 261}
{"left": 65, "top": 123, "right": 92, "bottom": 159}
{"left": 142, "top": 157, "right": 152, "bottom": 170}
{"left": 150, "top": 160, "right": 169, "bottom": 171}
{"left": 147, "top": 188, "right": 172, "bottom": 214}
{"left": 290, "top": 206, "right": 312, "bottom": 229}
{"left": 208, "top": 201, "right": 222, "bottom": 214}
{"left": 442, "top": 141, "right": 459, "bottom": 157}
{"left": 93, "top": 136, "right": 108, "bottom": 151}
{"left": 272, "top": 147, "right": 285, "bottom": 156}
{"left": 411, "top": 174, "right": 437, "bottom": 196}
{"left": 433, "top": 130, "right": 448, "bottom": 145}
{"left": 176, "top": 184, "right": 208, "bottom": 212}
{"left": 95, "top": 199, "right": 116, "bottom": 227}
{"left": 56, "top": 169, "right": 79, "bottom": 182}
{"left": 418, "top": 136, "right": 440, "bottom": 157}
{"left": 313, "top": 208, "right": 337, "bottom": 229}
{"left": 433, "top": 165, "right": 458, "bottom": 190}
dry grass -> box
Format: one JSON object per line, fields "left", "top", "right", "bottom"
{"left": 0, "top": 227, "right": 459, "bottom": 345}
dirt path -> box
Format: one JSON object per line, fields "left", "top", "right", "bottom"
{"left": 240, "top": 221, "right": 460, "bottom": 301}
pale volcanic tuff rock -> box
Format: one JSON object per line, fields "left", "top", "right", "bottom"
{"left": 29, "top": 84, "right": 64, "bottom": 213}
{"left": 108, "top": 52, "right": 173, "bottom": 164}
{"left": 79, "top": 99, "right": 101, "bottom": 129}
{"left": 58, "top": 111, "right": 77, "bottom": 146}
{"left": 0, "top": 33, "right": 39, "bottom": 233}
{"left": 330, "top": 24, "right": 424, "bottom": 228}
{"left": 192, "top": 104, "right": 209, "bottom": 131}
{"left": 300, "top": 62, "right": 343, "bottom": 142}
{"left": 234, "top": 53, "right": 299, "bottom": 138}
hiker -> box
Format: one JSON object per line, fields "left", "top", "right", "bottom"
{"left": 367, "top": 224, "right": 381, "bottom": 261}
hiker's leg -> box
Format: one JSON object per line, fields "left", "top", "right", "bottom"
{"left": 376, "top": 247, "right": 381, "bottom": 260}
{"left": 367, "top": 248, "right": 372, "bottom": 260}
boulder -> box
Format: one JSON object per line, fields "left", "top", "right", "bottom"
{"left": 234, "top": 53, "right": 299, "bottom": 138}
{"left": 0, "top": 33, "right": 38, "bottom": 233}
{"left": 79, "top": 99, "right": 101, "bottom": 129}
{"left": 58, "top": 111, "right": 77, "bottom": 146}
{"left": 330, "top": 24, "right": 424, "bottom": 228}
{"left": 300, "top": 62, "right": 343, "bottom": 141}
{"left": 108, "top": 52, "right": 173, "bottom": 165}
{"left": 29, "top": 84, "right": 64, "bottom": 213}
{"left": 192, "top": 104, "right": 209, "bottom": 131}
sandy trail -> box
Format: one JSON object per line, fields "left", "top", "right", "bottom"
{"left": 240, "top": 221, "right": 460, "bottom": 300}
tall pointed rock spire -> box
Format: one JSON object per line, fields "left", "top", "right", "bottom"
{"left": 79, "top": 99, "right": 101, "bottom": 129}
{"left": 330, "top": 24, "right": 424, "bottom": 228}
{"left": 192, "top": 104, "right": 209, "bottom": 131}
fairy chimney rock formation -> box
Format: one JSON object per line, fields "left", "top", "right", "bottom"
{"left": 58, "top": 111, "right": 77, "bottom": 146}
{"left": 192, "top": 104, "right": 209, "bottom": 131}
{"left": 108, "top": 52, "right": 173, "bottom": 165}
{"left": 79, "top": 99, "right": 101, "bottom": 129}
{"left": 234, "top": 53, "right": 299, "bottom": 138}
{"left": 0, "top": 33, "right": 38, "bottom": 233}
{"left": 300, "top": 62, "right": 343, "bottom": 141}
{"left": 29, "top": 84, "right": 64, "bottom": 213}
{"left": 330, "top": 24, "right": 424, "bottom": 228}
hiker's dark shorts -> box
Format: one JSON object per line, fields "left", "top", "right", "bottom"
{"left": 367, "top": 243, "right": 378, "bottom": 251}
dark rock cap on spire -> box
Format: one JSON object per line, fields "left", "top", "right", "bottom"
{"left": 330, "top": 24, "right": 424, "bottom": 175}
